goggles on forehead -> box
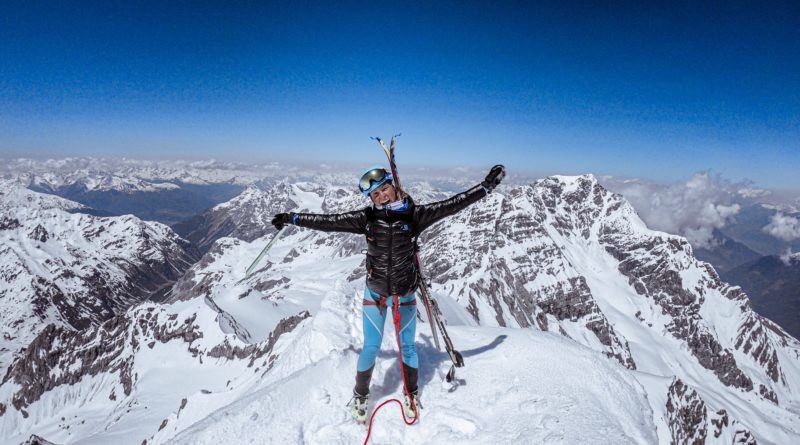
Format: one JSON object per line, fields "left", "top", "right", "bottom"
{"left": 358, "top": 166, "right": 393, "bottom": 196}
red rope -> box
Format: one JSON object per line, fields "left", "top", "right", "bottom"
{"left": 362, "top": 294, "right": 419, "bottom": 445}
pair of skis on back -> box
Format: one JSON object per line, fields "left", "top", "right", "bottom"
{"left": 372, "top": 135, "right": 464, "bottom": 383}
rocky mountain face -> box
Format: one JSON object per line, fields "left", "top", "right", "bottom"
{"left": 665, "top": 378, "right": 756, "bottom": 445}
{"left": 0, "top": 181, "right": 199, "bottom": 372}
{"left": 722, "top": 254, "right": 800, "bottom": 340}
{"left": 0, "top": 295, "right": 311, "bottom": 445}
{"left": 417, "top": 174, "right": 800, "bottom": 442}
{"left": 1, "top": 175, "right": 799, "bottom": 444}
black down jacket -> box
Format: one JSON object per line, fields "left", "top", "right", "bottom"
{"left": 292, "top": 184, "right": 487, "bottom": 297}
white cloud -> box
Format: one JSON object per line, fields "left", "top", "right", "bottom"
{"left": 602, "top": 172, "right": 741, "bottom": 249}
{"left": 777, "top": 249, "right": 799, "bottom": 266}
{"left": 737, "top": 187, "right": 771, "bottom": 199}
{"left": 763, "top": 213, "right": 800, "bottom": 241}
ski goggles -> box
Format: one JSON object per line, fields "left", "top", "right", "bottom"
{"left": 358, "top": 167, "right": 393, "bottom": 196}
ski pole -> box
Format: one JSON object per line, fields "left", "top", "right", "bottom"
{"left": 244, "top": 226, "right": 288, "bottom": 278}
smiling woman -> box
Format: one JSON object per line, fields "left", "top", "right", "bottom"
{"left": 269, "top": 163, "right": 505, "bottom": 421}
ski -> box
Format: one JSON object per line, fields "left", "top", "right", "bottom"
{"left": 372, "top": 134, "right": 405, "bottom": 198}
{"left": 372, "top": 135, "right": 465, "bottom": 382}
{"left": 417, "top": 276, "right": 464, "bottom": 382}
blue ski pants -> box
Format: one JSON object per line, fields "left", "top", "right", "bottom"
{"left": 357, "top": 287, "right": 418, "bottom": 372}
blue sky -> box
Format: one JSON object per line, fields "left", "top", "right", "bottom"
{"left": 1, "top": 1, "right": 798, "bottom": 188}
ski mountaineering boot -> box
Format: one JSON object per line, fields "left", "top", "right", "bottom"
{"left": 350, "top": 367, "right": 374, "bottom": 423}
{"left": 350, "top": 390, "right": 369, "bottom": 423}
{"left": 403, "top": 389, "right": 422, "bottom": 419}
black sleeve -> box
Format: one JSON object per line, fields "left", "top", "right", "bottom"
{"left": 292, "top": 208, "right": 369, "bottom": 234}
{"left": 415, "top": 184, "right": 487, "bottom": 233}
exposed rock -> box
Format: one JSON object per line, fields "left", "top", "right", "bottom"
{"left": 759, "top": 384, "right": 779, "bottom": 405}
{"left": 207, "top": 311, "right": 310, "bottom": 369}
{"left": 21, "top": 434, "right": 60, "bottom": 445}
{"left": 603, "top": 234, "right": 753, "bottom": 390}
{"left": 666, "top": 378, "right": 708, "bottom": 445}
{"left": 666, "top": 378, "right": 758, "bottom": 445}
{"left": 2, "top": 306, "right": 203, "bottom": 412}
{"left": 0, "top": 216, "right": 21, "bottom": 230}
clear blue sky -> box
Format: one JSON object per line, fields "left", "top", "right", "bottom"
{"left": 1, "top": 1, "right": 798, "bottom": 188}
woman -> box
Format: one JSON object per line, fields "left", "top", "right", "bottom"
{"left": 271, "top": 164, "right": 505, "bottom": 422}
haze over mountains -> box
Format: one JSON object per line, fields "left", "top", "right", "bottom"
{"left": 1, "top": 157, "right": 798, "bottom": 444}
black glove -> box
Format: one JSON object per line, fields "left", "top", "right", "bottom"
{"left": 271, "top": 213, "right": 292, "bottom": 231}
{"left": 482, "top": 165, "right": 506, "bottom": 192}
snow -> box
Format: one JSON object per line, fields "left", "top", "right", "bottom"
{"left": 169, "top": 284, "right": 657, "bottom": 445}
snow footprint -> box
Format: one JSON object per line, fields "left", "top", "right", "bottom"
{"left": 517, "top": 396, "right": 543, "bottom": 413}
{"left": 434, "top": 411, "right": 477, "bottom": 436}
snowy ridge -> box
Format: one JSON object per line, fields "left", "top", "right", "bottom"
{"left": 173, "top": 180, "right": 364, "bottom": 254}
{"left": 0, "top": 297, "right": 308, "bottom": 444}
{"left": 0, "top": 179, "right": 86, "bottom": 212}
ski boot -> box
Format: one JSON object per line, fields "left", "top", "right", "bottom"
{"left": 403, "top": 390, "right": 422, "bottom": 420}
{"left": 350, "top": 391, "right": 369, "bottom": 424}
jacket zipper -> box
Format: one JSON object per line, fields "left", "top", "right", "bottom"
{"left": 387, "top": 220, "right": 393, "bottom": 295}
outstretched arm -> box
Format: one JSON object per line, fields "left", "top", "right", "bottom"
{"left": 415, "top": 165, "right": 505, "bottom": 233}
{"left": 272, "top": 209, "right": 368, "bottom": 234}
{"left": 415, "top": 184, "right": 487, "bottom": 232}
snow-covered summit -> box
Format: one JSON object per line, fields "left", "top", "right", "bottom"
{"left": 417, "top": 174, "right": 799, "bottom": 442}
{"left": 0, "top": 179, "right": 86, "bottom": 213}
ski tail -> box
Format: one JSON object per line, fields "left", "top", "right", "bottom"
{"left": 418, "top": 277, "right": 464, "bottom": 382}
{"left": 417, "top": 278, "right": 442, "bottom": 351}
